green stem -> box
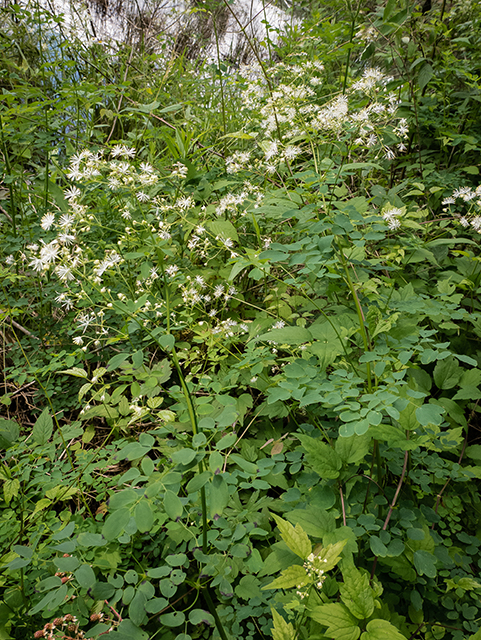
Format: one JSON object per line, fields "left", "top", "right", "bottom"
{"left": 212, "top": 15, "right": 227, "bottom": 142}
{"left": 342, "top": 0, "right": 361, "bottom": 95}
{"left": 203, "top": 588, "right": 229, "bottom": 640}
{"left": 157, "top": 250, "right": 207, "bottom": 554}
{"left": 0, "top": 114, "right": 17, "bottom": 236}
{"left": 336, "top": 238, "right": 372, "bottom": 392}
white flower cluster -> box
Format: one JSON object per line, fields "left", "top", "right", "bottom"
{"left": 296, "top": 552, "right": 328, "bottom": 599}
{"left": 442, "top": 184, "right": 481, "bottom": 233}
{"left": 239, "top": 58, "right": 403, "bottom": 171}
{"left": 226, "top": 151, "right": 251, "bottom": 174}
{"left": 382, "top": 207, "right": 403, "bottom": 231}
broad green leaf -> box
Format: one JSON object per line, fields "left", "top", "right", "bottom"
{"left": 263, "top": 564, "right": 309, "bottom": 590}
{"left": 309, "top": 603, "right": 360, "bottom": 640}
{"left": 413, "top": 550, "right": 437, "bottom": 578}
{"left": 370, "top": 536, "right": 388, "bottom": 557}
{"left": 383, "top": 0, "right": 396, "bottom": 20}
{"left": 208, "top": 219, "right": 238, "bottom": 242}
{"left": 216, "top": 433, "right": 237, "bottom": 450}
{"left": 415, "top": 404, "right": 444, "bottom": 427}
{"left": 159, "top": 612, "right": 185, "bottom": 627}
{"left": 74, "top": 564, "right": 96, "bottom": 589}
{"left": 340, "top": 567, "right": 375, "bottom": 619}
{"left": 287, "top": 508, "right": 336, "bottom": 538}
{"left": 234, "top": 575, "right": 263, "bottom": 600}
{"left": 129, "top": 591, "right": 148, "bottom": 626}
{"left": 164, "top": 490, "right": 183, "bottom": 520}
{"left": 54, "top": 556, "right": 79, "bottom": 572}
{"left": 418, "top": 63, "right": 434, "bottom": 91}
{"left": 271, "top": 608, "right": 296, "bottom": 640}
{"left": 369, "top": 424, "right": 420, "bottom": 451}
{"left": 298, "top": 435, "right": 342, "bottom": 479}
{"left": 186, "top": 470, "right": 211, "bottom": 493}
{"left": 360, "top": 619, "right": 406, "bottom": 640}
{"left": 61, "top": 367, "right": 88, "bottom": 378}
{"left": 33, "top": 498, "right": 52, "bottom": 514}
{"left": 0, "top": 418, "right": 19, "bottom": 448}
{"left": 433, "top": 357, "right": 462, "bottom": 389}
{"left": 102, "top": 507, "right": 131, "bottom": 541}
{"left": 107, "top": 353, "right": 131, "bottom": 371}
{"left": 28, "top": 584, "right": 68, "bottom": 616}
{"left": 3, "top": 478, "right": 20, "bottom": 504}
{"left": 335, "top": 433, "right": 371, "bottom": 464}
{"left": 135, "top": 500, "right": 154, "bottom": 533}
{"left": 33, "top": 407, "right": 53, "bottom": 445}
{"left": 256, "top": 326, "right": 312, "bottom": 345}
{"left": 171, "top": 448, "right": 196, "bottom": 465}
{"left": 158, "top": 334, "right": 175, "bottom": 351}
{"left": 145, "top": 597, "right": 169, "bottom": 613}
{"left": 109, "top": 489, "right": 138, "bottom": 510}
{"left": 316, "top": 539, "right": 347, "bottom": 571}
{"left": 188, "top": 609, "right": 215, "bottom": 625}
{"left": 207, "top": 475, "right": 229, "bottom": 519}
{"left": 272, "top": 513, "right": 311, "bottom": 560}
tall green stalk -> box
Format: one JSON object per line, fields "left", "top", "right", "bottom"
{"left": 335, "top": 238, "right": 372, "bottom": 392}
{"left": 0, "top": 114, "right": 17, "bottom": 236}
{"left": 155, "top": 249, "right": 228, "bottom": 640}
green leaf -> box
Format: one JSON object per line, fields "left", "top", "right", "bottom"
{"left": 145, "top": 597, "right": 169, "bottom": 613}
{"left": 340, "top": 567, "right": 375, "bottom": 619}
{"left": 256, "top": 326, "right": 312, "bottom": 345}
{"left": 271, "top": 513, "right": 311, "bottom": 560}
{"left": 135, "top": 500, "right": 154, "bottom": 533}
{"left": 109, "top": 489, "right": 138, "bottom": 510}
{"left": 61, "top": 367, "right": 88, "bottom": 378}
{"left": 433, "top": 357, "right": 462, "bottom": 389}
{"left": 216, "top": 433, "right": 237, "bottom": 450}
{"left": 158, "top": 334, "right": 175, "bottom": 351}
{"left": 171, "top": 448, "right": 196, "bottom": 465}
{"left": 3, "top": 478, "right": 20, "bottom": 504}
{"left": 316, "top": 539, "right": 347, "bottom": 571}
{"left": 102, "top": 507, "right": 131, "bottom": 541}
{"left": 415, "top": 404, "right": 444, "bottom": 427}
{"left": 188, "top": 609, "right": 215, "bottom": 626}
{"left": 54, "top": 556, "right": 79, "bottom": 572}
{"left": 298, "top": 435, "right": 342, "bottom": 479}
{"left": 383, "top": 0, "right": 396, "bottom": 20}
{"left": 413, "top": 550, "right": 437, "bottom": 578}
{"left": 335, "top": 433, "right": 371, "bottom": 464}
{"left": 360, "top": 619, "right": 406, "bottom": 640}
{"left": 208, "top": 475, "right": 229, "bottom": 518}
{"left": 186, "top": 470, "right": 211, "bottom": 493}
{"left": 271, "top": 608, "right": 296, "bottom": 640}
{"left": 164, "top": 490, "right": 183, "bottom": 520}
{"left": 370, "top": 536, "right": 388, "bottom": 557}
{"left": 129, "top": 591, "right": 148, "bottom": 626}
{"left": 74, "top": 564, "right": 96, "bottom": 589}
{"left": 33, "top": 407, "right": 53, "bottom": 445}
{"left": 107, "top": 353, "right": 131, "bottom": 371}
{"left": 418, "top": 63, "right": 434, "bottom": 91}
{"left": 309, "top": 603, "right": 360, "bottom": 640}
{"left": 208, "top": 219, "right": 239, "bottom": 242}
{"left": 0, "top": 419, "right": 19, "bottom": 448}
{"left": 287, "top": 508, "right": 336, "bottom": 538}
{"left": 159, "top": 612, "right": 186, "bottom": 627}
{"left": 263, "top": 564, "right": 309, "bottom": 590}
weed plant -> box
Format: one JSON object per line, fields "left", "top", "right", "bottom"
{"left": 2, "top": 1, "right": 481, "bottom": 640}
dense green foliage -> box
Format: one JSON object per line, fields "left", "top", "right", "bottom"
{"left": 2, "top": 0, "right": 481, "bottom": 639}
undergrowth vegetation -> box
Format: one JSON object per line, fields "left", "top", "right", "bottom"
{"left": 2, "top": 0, "right": 481, "bottom": 638}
